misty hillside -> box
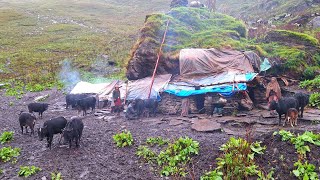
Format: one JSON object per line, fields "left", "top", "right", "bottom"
{"left": 217, "top": 0, "right": 320, "bottom": 25}
{"left": 0, "top": 0, "right": 319, "bottom": 106}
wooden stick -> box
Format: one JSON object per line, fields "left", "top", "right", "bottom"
{"left": 148, "top": 19, "right": 170, "bottom": 99}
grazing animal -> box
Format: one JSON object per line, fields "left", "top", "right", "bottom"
{"left": 75, "top": 96, "right": 96, "bottom": 116}
{"left": 63, "top": 117, "right": 84, "bottom": 148}
{"left": 134, "top": 99, "right": 145, "bottom": 118}
{"left": 269, "top": 97, "right": 298, "bottom": 125}
{"left": 143, "top": 99, "right": 158, "bottom": 117}
{"left": 66, "top": 94, "right": 90, "bottom": 109}
{"left": 189, "top": 1, "right": 205, "bottom": 7}
{"left": 18, "top": 112, "right": 36, "bottom": 135}
{"left": 285, "top": 108, "right": 299, "bottom": 127}
{"left": 28, "top": 102, "right": 49, "bottom": 118}
{"left": 294, "top": 92, "right": 310, "bottom": 118}
{"left": 37, "top": 117, "right": 67, "bottom": 149}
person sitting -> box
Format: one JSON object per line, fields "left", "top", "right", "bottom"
{"left": 125, "top": 101, "right": 138, "bottom": 120}
{"left": 212, "top": 94, "right": 227, "bottom": 116}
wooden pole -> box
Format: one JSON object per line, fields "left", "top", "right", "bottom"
{"left": 148, "top": 19, "right": 170, "bottom": 99}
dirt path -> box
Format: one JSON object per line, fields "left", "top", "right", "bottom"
{"left": 0, "top": 89, "right": 319, "bottom": 179}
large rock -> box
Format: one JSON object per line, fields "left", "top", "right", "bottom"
{"left": 126, "top": 7, "right": 247, "bottom": 80}
{"left": 309, "top": 16, "right": 320, "bottom": 29}
{"left": 265, "top": 30, "right": 319, "bottom": 47}
{"left": 191, "top": 119, "right": 221, "bottom": 132}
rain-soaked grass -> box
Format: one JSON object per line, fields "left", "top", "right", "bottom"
{"left": 0, "top": 0, "right": 170, "bottom": 95}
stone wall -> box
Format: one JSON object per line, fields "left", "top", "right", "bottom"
{"left": 158, "top": 93, "right": 198, "bottom": 115}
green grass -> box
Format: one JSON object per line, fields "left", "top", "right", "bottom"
{"left": 130, "top": 7, "right": 248, "bottom": 59}
{"left": 0, "top": 0, "right": 170, "bottom": 93}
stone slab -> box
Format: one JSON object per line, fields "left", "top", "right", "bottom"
{"left": 191, "top": 119, "right": 221, "bottom": 132}
{"left": 169, "top": 119, "right": 184, "bottom": 126}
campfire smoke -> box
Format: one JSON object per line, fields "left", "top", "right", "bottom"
{"left": 59, "top": 59, "right": 81, "bottom": 92}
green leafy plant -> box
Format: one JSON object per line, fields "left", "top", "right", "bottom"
{"left": 200, "top": 169, "right": 223, "bottom": 180}
{"left": 0, "top": 169, "right": 3, "bottom": 174}
{"left": 51, "top": 172, "right": 63, "bottom": 180}
{"left": 309, "top": 92, "right": 320, "bottom": 109}
{"left": 18, "top": 166, "right": 41, "bottom": 177}
{"left": 136, "top": 146, "right": 157, "bottom": 163}
{"left": 146, "top": 137, "right": 169, "bottom": 146}
{"left": 257, "top": 169, "right": 275, "bottom": 180}
{"left": 299, "top": 75, "right": 320, "bottom": 91}
{"left": 0, "top": 146, "right": 20, "bottom": 162}
{"left": 113, "top": 130, "right": 133, "bottom": 147}
{"left": 273, "top": 130, "right": 294, "bottom": 141}
{"left": 0, "top": 131, "right": 14, "bottom": 144}
{"left": 156, "top": 137, "right": 199, "bottom": 177}
{"left": 136, "top": 137, "right": 199, "bottom": 177}
{"left": 214, "top": 137, "right": 266, "bottom": 179}
{"left": 274, "top": 130, "right": 320, "bottom": 159}
{"left": 293, "top": 160, "right": 318, "bottom": 180}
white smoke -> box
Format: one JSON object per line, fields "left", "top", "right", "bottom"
{"left": 59, "top": 59, "right": 81, "bottom": 92}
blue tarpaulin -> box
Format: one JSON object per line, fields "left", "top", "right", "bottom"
{"left": 164, "top": 83, "right": 247, "bottom": 97}
{"left": 260, "top": 58, "right": 271, "bottom": 72}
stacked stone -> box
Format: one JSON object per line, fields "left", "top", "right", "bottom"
{"left": 158, "top": 93, "right": 182, "bottom": 115}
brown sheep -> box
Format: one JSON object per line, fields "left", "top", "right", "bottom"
{"left": 285, "top": 108, "right": 299, "bottom": 127}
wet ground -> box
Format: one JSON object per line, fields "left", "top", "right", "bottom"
{"left": 0, "top": 89, "right": 319, "bottom": 179}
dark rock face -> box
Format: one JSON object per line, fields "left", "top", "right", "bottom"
{"left": 170, "top": 0, "right": 188, "bottom": 8}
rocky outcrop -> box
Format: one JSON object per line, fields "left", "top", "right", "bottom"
{"left": 265, "top": 30, "right": 319, "bottom": 47}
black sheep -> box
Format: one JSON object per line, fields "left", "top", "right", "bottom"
{"left": 63, "top": 117, "right": 84, "bottom": 148}
{"left": 294, "top": 92, "right": 310, "bottom": 118}
{"left": 75, "top": 96, "right": 96, "bottom": 116}
{"left": 37, "top": 116, "right": 67, "bottom": 149}
{"left": 269, "top": 97, "right": 299, "bottom": 125}
{"left": 28, "top": 102, "right": 49, "bottom": 118}
{"left": 18, "top": 112, "right": 36, "bottom": 135}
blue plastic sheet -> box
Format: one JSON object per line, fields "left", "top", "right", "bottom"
{"left": 164, "top": 83, "right": 247, "bottom": 97}
{"left": 260, "top": 58, "right": 271, "bottom": 72}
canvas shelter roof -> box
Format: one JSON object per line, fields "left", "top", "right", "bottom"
{"left": 70, "top": 81, "right": 110, "bottom": 94}
{"left": 125, "top": 74, "right": 172, "bottom": 100}
{"left": 163, "top": 48, "right": 261, "bottom": 97}
{"left": 179, "top": 48, "right": 257, "bottom": 77}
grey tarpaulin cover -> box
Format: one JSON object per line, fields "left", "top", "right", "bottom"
{"left": 126, "top": 74, "right": 172, "bottom": 100}
{"left": 179, "top": 48, "right": 257, "bottom": 77}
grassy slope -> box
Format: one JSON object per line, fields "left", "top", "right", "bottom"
{"left": 0, "top": 0, "right": 170, "bottom": 91}
{"left": 216, "top": 0, "right": 320, "bottom": 23}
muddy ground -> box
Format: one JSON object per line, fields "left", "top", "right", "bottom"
{"left": 0, "top": 89, "right": 319, "bottom": 180}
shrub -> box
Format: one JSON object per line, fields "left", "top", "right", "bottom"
{"left": 299, "top": 75, "right": 320, "bottom": 91}
{"left": 146, "top": 137, "right": 169, "bottom": 146}
{"left": 18, "top": 166, "right": 42, "bottom": 177}
{"left": 309, "top": 92, "right": 320, "bottom": 109}
{"left": 293, "top": 160, "right": 318, "bottom": 180}
{"left": 274, "top": 130, "right": 320, "bottom": 159}
{"left": 136, "top": 146, "right": 157, "bottom": 163}
{"left": 214, "top": 137, "right": 266, "bottom": 179}
{"left": 136, "top": 136, "right": 199, "bottom": 177}
{"left": 0, "top": 131, "right": 14, "bottom": 144}
{"left": 200, "top": 169, "right": 223, "bottom": 180}
{"left": 0, "top": 146, "right": 20, "bottom": 162}
{"left": 303, "top": 66, "right": 319, "bottom": 80}
{"left": 113, "top": 130, "right": 134, "bottom": 147}
{"left": 157, "top": 137, "right": 199, "bottom": 177}
{"left": 51, "top": 172, "right": 63, "bottom": 180}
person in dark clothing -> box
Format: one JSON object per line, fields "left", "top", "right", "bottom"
{"left": 125, "top": 101, "right": 138, "bottom": 120}
{"left": 112, "top": 85, "right": 122, "bottom": 116}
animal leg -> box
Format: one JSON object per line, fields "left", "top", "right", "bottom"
{"left": 58, "top": 133, "right": 63, "bottom": 144}
{"left": 278, "top": 114, "right": 282, "bottom": 126}
{"left": 21, "top": 126, "right": 24, "bottom": 134}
